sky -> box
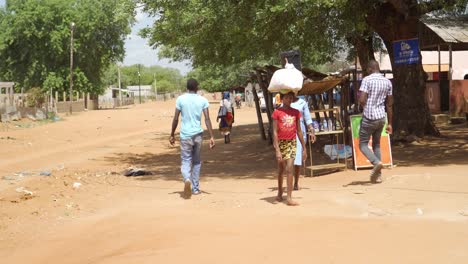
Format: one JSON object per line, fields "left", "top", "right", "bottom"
{"left": 0, "top": 1, "right": 192, "bottom": 75}
{"left": 124, "top": 8, "right": 192, "bottom": 75}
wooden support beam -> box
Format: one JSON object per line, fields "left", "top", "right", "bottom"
{"left": 251, "top": 81, "right": 266, "bottom": 140}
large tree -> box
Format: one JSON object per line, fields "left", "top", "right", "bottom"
{"left": 343, "top": 0, "right": 466, "bottom": 139}
{"left": 0, "top": 0, "right": 136, "bottom": 95}
{"left": 139, "top": 0, "right": 346, "bottom": 92}
{"left": 139, "top": 0, "right": 466, "bottom": 138}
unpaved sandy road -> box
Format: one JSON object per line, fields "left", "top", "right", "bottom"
{"left": 1, "top": 98, "right": 468, "bottom": 264}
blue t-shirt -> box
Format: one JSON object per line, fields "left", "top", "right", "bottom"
{"left": 176, "top": 93, "right": 209, "bottom": 139}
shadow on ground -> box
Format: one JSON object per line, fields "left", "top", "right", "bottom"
{"left": 105, "top": 121, "right": 468, "bottom": 182}
{"left": 105, "top": 124, "right": 278, "bottom": 181}
{"left": 392, "top": 123, "right": 468, "bottom": 167}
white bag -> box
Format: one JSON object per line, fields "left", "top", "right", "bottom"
{"left": 267, "top": 63, "right": 303, "bottom": 93}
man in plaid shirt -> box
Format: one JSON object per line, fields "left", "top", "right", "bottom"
{"left": 359, "top": 60, "right": 393, "bottom": 183}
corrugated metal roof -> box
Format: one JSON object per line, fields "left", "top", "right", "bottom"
{"left": 422, "top": 16, "right": 468, "bottom": 43}
{"left": 420, "top": 16, "right": 468, "bottom": 50}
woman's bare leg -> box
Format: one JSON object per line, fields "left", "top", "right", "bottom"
{"left": 286, "top": 159, "right": 299, "bottom": 206}
{"left": 276, "top": 161, "right": 285, "bottom": 202}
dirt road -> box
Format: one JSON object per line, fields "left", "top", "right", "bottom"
{"left": 1, "top": 98, "right": 468, "bottom": 263}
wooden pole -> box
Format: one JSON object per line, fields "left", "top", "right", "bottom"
{"left": 69, "top": 22, "right": 75, "bottom": 114}
{"left": 255, "top": 69, "right": 273, "bottom": 143}
{"left": 438, "top": 44, "right": 441, "bottom": 88}
{"left": 251, "top": 81, "right": 266, "bottom": 140}
{"left": 449, "top": 44, "right": 453, "bottom": 81}
{"left": 308, "top": 132, "right": 313, "bottom": 177}
{"left": 354, "top": 54, "right": 359, "bottom": 113}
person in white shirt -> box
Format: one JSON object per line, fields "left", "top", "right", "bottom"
{"left": 217, "top": 91, "right": 234, "bottom": 143}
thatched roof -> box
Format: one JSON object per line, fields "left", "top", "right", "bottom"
{"left": 252, "top": 65, "right": 345, "bottom": 95}
{"left": 298, "top": 78, "right": 345, "bottom": 96}
{"left": 302, "top": 68, "right": 328, "bottom": 81}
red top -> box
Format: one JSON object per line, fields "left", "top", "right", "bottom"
{"left": 272, "top": 107, "right": 301, "bottom": 140}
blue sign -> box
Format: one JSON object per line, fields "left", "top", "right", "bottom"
{"left": 393, "top": 38, "right": 420, "bottom": 65}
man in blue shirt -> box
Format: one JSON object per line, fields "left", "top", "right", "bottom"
{"left": 170, "top": 79, "right": 215, "bottom": 198}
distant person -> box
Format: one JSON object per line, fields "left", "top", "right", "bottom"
{"left": 359, "top": 60, "right": 393, "bottom": 184}
{"left": 245, "top": 90, "right": 251, "bottom": 107}
{"left": 170, "top": 78, "right": 215, "bottom": 198}
{"left": 217, "top": 91, "right": 234, "bottom": 143}
{"left": 272, "top": 91, "right": 306, "bottom": 206}
{"left": 235, "top": 93, "right": 242, "bottom": 109}
{"left": 290, "top": 95, "right": 316, "bottom": 190}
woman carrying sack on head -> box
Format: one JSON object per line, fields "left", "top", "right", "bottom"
{"left": 217, "top": 91, "right": 234, "bottom": 143}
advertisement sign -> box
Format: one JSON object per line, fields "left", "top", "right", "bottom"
{"left": 393, "top": 38, "right": 420, "bottom": 65}
{"left": 350, "top": 115, "right": 393, "bottom": 170}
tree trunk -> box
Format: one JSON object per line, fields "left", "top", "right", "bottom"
{"left": 389, "top": 54, "right": 439, "bottom": 139}
{"left": 366, "top": 2, "right": 439, "bottom": 140}
{"left": 356, "top": 31, "right": 376, "bottom": 76}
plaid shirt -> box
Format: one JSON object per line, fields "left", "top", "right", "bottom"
{"left": 359, "top": 73, "right": 392, "bottom": 120}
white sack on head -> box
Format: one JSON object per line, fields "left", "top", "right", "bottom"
{"left": 267, "top": 63, "right": 303, "bottom": 93}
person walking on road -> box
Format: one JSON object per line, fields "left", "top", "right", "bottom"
{"left": 217, "top": 91, "right": 234, "bottom": 143}
{"left": 170, "top": 78, "right": 215, "bottom": 198}
{"left": 359, "top": 60, "right": 393, "bottom": 184}
{"left": 272, "top": 92, "right": 306, "bottom": 206}
{"left": 290, "top": 95, "right": 316, "bottom": 190}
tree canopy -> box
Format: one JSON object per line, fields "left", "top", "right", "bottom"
{"left": 139, "top": 0, "right": 347, "bottom": 91}
{"left": 140, "top": 0, "right": 467, "bottom": 138}
{"left": 0, "top": 0, "right": 136, "bottom": 94}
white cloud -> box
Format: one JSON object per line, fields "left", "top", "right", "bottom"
{"left": 123, "top": 10, "right": 192, "bottom": 75}
{"left": 134, "top": 6, "right": 146, "bottom": 23}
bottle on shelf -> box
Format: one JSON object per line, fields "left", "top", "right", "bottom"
{"left": 335, "top": 119, "right": 341, "bottom": 130}
{"left": 312, "top": 119, "right": 320, "bottom": 133}
{"left": 323, "top": 118, "right": 329, "bottom": 131}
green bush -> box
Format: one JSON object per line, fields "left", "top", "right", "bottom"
{"left": 26, "top": 87, "right": 46, "bottom": 108}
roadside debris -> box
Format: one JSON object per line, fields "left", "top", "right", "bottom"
{"left": 123, "top": 167, "right": 153, "bottom": 176}
{"left": 15, "top": 187, "right": 35, "bottom": 201}
{"left": 39, "top": 171, "right": 52, "bottom": 176}
{"left": 458, "top": 210, "right": 468, "bottom": 217}
{"left": 416, "top": 208, "right": 424, "bottom": 216}
{"left": 15, "top": 187, "right": 34, "bottom": 196}
{"left": 0, "top": 136, "right": 16, "bottom": 140}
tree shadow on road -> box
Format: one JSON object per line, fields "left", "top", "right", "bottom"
{"left": 105, "top": 122, "right": 468, "bottom": 183}
{"left": 105, "top": 124, "right": 277, "bottom": 181}
{"left": 392, "top": 123, "right": 468, "bottom": 167}
{"left": 342, "top": 181, "right": 373, "bottom": 187}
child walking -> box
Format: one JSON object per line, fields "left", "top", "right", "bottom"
{"left": 271, "top": 92, "right": 306, "bottom": 206}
